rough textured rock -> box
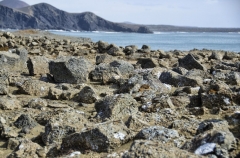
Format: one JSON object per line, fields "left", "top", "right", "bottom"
{"left": 0, "top": 31, "right": 240, "bottom": 158}
{"left": 96, "top": 54, "right": 113, "bottom": 65}
{"left": 135, "top": 126, "right": 179, "bottom": 143}
{"left": 123, "top": 140, "right": 203, "bottom": 158}
{"left": 107, "top": 44, "right": 122, "bottom": 56}
{"left": 141, "top": 95, "right": 175, "bottom": 112}
{"left": 27, "top": 56, "right": 49, "bottom": 76}
{"left": 49, "top": 57, "right": 93, "bottom": 84}
{"left": 159, "top": 70, "right": 202, "bottom": 87}
{"left": 41, "top": 121, "right": 75, "bottom": 145}
{"left": 0, "top": 47, "right": 28, "bottom": 72}
{"left": 90, "top": 63, "right": 122, "bottom": 84}
{"left": 183, "top": 120, "right": 237, "bottom": 157}
{"left": 95, "top": 94, "right": 139, "bottom": 120}
{"left": 0, "top": 96, "right": 21, "bottom": 110}
{"left": 109, "top": 60, "right": 134, "bottom": 76}
{"left": 28, "top": 98, "right": 48, "bottom": 109}
{"left": 78, "top": 86, "right": 97, "bottom": 104}
{"left": 136, "top": 58, "right": 159, "bottom": 68}
{"left": 14, "top": 114, "right": 37, "bottom": 133}
{"left": 8, "top": 139, "right": 42, "bottom": 158}
{"left": 179, "top": 54, "right": 206, "bottom": 71}
{"left": 18, "top": 79, "right": 54, "bottom": 97}
{"left": 201, "top": 80, "right": 233, "bottom": 109}
{"left": 61, "top": 121, "right": 131, "bottom": 152}
{"left": 0, "top": 73, "right": 9, "bottom": 95}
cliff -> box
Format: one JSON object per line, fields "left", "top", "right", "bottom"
{"left": 0, "top": 0, "right": 29, "bottom": 9}
{"left": 0, "top": 3, "right": 153, "bottom": 33}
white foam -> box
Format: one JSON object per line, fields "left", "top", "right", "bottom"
{"left": 154, "top": 32, "right": 163, "bottom": 34}
{"left": 195, "top": 143, "right": 216, "bottom": 155}
{"left": 114, "top": 132, "right": 125, "bottom": 140}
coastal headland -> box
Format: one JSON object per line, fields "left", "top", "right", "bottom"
{"left": 0, "top": 30, "right": 240, "bottom": 157}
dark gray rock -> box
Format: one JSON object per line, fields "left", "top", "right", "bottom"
{"left": 90, "top": 63, "right": 122, "bottom": 84}
{"left": 120, "top": 70, "right": 171, "bottom": 97}
{"left": 225, "top": 71, "right": 240, "bottom": 85}
{"left": 107, "top": 44, "right": 121, "bottom": 56}
{"left": 201, "top": 80, "right": 233, "bottom": 109}
{"left": 141, "top": 95, "right": 174, "bottom": 112}
{"left": 172, "top": 119, "right": 201, "bottom": 136}
{"left": 159, "top": 70, "right": 202, "bottom": 87}
{"left": 14, "top": 114, "right": 37, "bottom": 133}
{"left": 97, "top": 40, "right": 109, "bottom": 53}
{"left": 95, "top": 94, "right": 139, "bottom": 120}
{"left": 172, "top": 67, "right": 188, "bottom": 75}
{"left": 141, "top": 45, "right": 151, "bottom": 53}
{"left": 136, "top": 58, "right": 159, "bottom": 68}
{"left": 135, "top": 126, "right": 179, "bottom": 142}
{"left": 124, "top": 45, "right": 138, "bottom": 55}
{"left": 49, "top": 57, "right": 93, "bottom": 84}
{"left": 223, "top": 51, "right": 238, "bottom": 60}
{"left": 183, "top": 120, "right": 236, "bottom": 157}
{"left": 78, "top": 86, "right": 97, "bottom": 104}
{"left": 109, "top": 60, "right": 134, "bottom": 76}
{"left": 96, "top": 54, "right": 113, "bottom": 65}
{"left": 41, "top": 121, "right": 75, "bottom": 145}
{"left": 179, "top": 54, "right": 206, "bottom": 70}
{"left": 61, "top": 121, "right": 131, "bottom": 152}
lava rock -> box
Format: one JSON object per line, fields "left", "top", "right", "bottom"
{"left": 49, "top": 57, "right": 93, "bottom": 84}
{"left": 179, "top": 54, "right": 206, "bottom": 71}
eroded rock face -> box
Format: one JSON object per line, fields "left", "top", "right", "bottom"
{"left": 49, "top": 57, "right": 93, "bottom": 84}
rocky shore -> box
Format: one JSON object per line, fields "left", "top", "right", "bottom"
{"left": 0, "top": 30, "right": 240, "bottom": 158}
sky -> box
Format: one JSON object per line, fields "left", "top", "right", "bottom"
{"left": 21, "top": 0, "right": 240, "bottom": 28}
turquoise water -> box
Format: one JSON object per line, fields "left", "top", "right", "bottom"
{"left": 49, "top": 31, "right": 240, "bottom": 52}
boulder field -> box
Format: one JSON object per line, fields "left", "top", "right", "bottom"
{"left": 0, "top": 30, "right": 240, "bottom": 158}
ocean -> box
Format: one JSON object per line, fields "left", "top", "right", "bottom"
{"left": 1, "top": 29, "right": 240, "bottom": 52}
{"left": 48, "top": 31, "right": 240, "bottom": 52}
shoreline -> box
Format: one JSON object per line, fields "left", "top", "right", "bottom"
{"left": 0, "top": 30, "right": 240, "bottom": 157}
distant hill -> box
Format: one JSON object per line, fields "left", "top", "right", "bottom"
{"left": 0, "top": 0, "right": 29, "bottom": 9}
{"left": 0, "top": 3, "right": 152, "bottom": 33}
{"left": 1, "top": 2, "right": 239, "bottom": 33}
